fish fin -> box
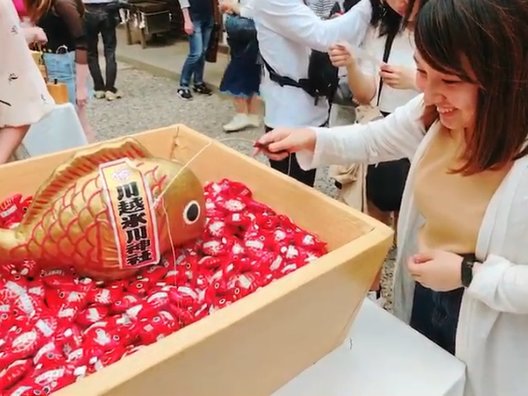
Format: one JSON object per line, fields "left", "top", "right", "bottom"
{"left": 24, "top": 138, "right": 152, "bottom": 224}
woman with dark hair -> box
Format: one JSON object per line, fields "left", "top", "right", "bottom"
{"left": 25, "top": 0, "right": 95, "bottom": 142}
{"left": 256, "top": 0, "right": 528, "bottom": 394}
{"left": 329, "top": 0, "right": 420, "bottom": 219}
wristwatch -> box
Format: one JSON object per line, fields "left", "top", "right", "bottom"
{"left": 461, "top": 255, "right": 477, "bottom": 287}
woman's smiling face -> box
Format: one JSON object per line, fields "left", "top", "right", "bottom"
{"left": 414, "top": 51, "right": 479, "bottom": 131}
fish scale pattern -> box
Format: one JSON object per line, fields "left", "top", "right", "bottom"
{"left": 10, "top": 163, "right": 171, "bottom": 276}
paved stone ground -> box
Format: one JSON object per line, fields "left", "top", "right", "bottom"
{"left": 86, "top": 64, "right": 395, "bottom": 308}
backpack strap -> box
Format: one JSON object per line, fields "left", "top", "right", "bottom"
{"left": 261, "top": 56, "right": 318, "bottom": 99}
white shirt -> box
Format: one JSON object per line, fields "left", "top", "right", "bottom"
{"left": 358, "top": 26, "right": 418, "bottom": 113}
{"left": 246, "top": 0, "right": 372, "bottom": 128}
{"left": 297, "top": 95, "right": 528, "bottom": 396}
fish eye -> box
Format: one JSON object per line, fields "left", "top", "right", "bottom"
{"left": 59, "top": 292, "right": 65, "bottom": 298}
{"left": 112, "top": 335, "right": 120, "bottom": 341}
{"left": 183, "top": 201, "right": 201, "bottom": 225}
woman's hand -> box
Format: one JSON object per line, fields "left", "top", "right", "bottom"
{"left": 76, "top": 84, "right": 89, "bottom": 108}
{"left": 379, "top": 64, "right": 416, "bottom": 90}
{"left": 407, "top": 250, "right": 463, "bottom": 292}
{"left": 253, "top": 128, "right": 316, "bottom": 161}
{"left": 24, "top": 26, "right": 47, "bottom": 45}
{"left": 329, "top": 42, "right": 356, "bottom": 68}
{"left": 184, "top": 20, "right": 194, "bottom": 35}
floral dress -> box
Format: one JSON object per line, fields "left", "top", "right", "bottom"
{"left": 0, "top": 0, "right": 54, "bottom": 128}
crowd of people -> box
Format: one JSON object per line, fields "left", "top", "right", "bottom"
{"left": 2, "top": 0, "right": 528, "bottom": 395}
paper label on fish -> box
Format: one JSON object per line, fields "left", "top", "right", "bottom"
{"left": 99, "top": 159, "right": 160, "bottom": 269}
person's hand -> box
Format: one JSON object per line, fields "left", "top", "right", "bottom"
{"left": 252, "top": 128, "right": 316, "bottom": 161}
{"left": 76, "top": 84, "right": 89, "bottom": 107}
{"left": 32, "top": 27, "right": 48, "bottom": 44}
{"left": 184, "top": 20, "right": 194, "bottom": 35}
{"left": 407, "top": 250, "right": 463, "bottom": 292}
{"left": 379, "top": 64, "right": 416, "bottom": 90}
{"left": 24, "top": 26, "right": 47, "bottom": 45}
{"left": 219, "top": 0, "right": 235, "bottom": 14}
{"left": 328, "top": 42, "right": 356, "bottom": 68}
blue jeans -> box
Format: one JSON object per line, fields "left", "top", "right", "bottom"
{"left": 410, "top": 283, "right": 464, "bottom": 355}
{"left": 180, "top": 15, "right": 214, "bottom": 87}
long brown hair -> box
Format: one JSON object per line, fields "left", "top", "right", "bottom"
{"left": 415, "top": 0, "right": 528, "bottom": 174}
{"left": 24, "top": 0, "right": 53, "bottom": 22}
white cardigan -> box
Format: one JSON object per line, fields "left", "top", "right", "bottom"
{"left": 297, "top": 95, "right": 528, "bottom": 396}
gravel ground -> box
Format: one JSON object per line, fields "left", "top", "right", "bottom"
{"left": 86, "top": 63, "right": 395, "bottom": 308}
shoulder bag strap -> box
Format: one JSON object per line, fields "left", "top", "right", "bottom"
{"left": 376, "top": 30, "right": 397, "bottom": 107}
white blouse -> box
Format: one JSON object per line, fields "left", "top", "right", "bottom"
{"left": 0, "top": 0, "right": 54, "bottom": 128}
{"left": 358, "top": 25, "right": 418, "bottom": 113}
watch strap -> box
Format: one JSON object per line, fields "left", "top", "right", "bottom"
{"left": 461, "top": 255, "right": 475, "bottom": 288}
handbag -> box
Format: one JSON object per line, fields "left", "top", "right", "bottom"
{"left": 31, "top": 44, "right": 70, "bottom": 104}
{"left": 46, "top": 79, "right": 69, "bottom": 104}
{"left": 224, "top": 14, "right": 257, "bottom": 43}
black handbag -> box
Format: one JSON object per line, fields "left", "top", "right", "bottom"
{"left": 224, "top": 14, "right": 257, "bottom": 43}
{"left": 365, "top": 30, "right": 411, "bottom": 212}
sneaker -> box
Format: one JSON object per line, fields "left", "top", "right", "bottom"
{"left": 94, "top": 90, "right": 105, "bottom": 99}
{"left": 247, "top": 114, "right": 261, "bottom": 128}
{"left": 193, "top": 83, "right": 212, "bottom": 96}
{"left": 177, "top": 87, "right": 193, "bottom": 100}
{"left": 223, "top": 113, "right": 253, "bottom": 133}
{"left": 105, "top": 90, "right": 122, "bottom": 101}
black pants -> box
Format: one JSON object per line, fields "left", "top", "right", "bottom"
{"left": 264, "top": 125, "right": 317, "bottom": 187}
{"left": 85, "top": 3, "right": 119, "bottom": 92}
{"left": 410, "top": 283, "right": 464, "bottom": 355}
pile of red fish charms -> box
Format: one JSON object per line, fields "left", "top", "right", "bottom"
{"left": 0, "top": 179, "right": 327, "bottom": 395}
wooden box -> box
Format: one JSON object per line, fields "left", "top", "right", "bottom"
{"left": 0, "top": 125, "right": 393, "bottom": 396}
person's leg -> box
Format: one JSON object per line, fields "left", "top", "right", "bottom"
{"left": 247, "top": 95, "right": 261, "bottom": 127}
{"left": 248, "top": 96, "right": 260, "bottom": 115}
{"left": 178, "top": 19, "right": 203, "bottom": 100}
{"left": 0, "top": 125, "right": 29, "bottom": 164}
{"left": 223, "top": 97, "right": 251, "bottom": 133}
{"left": 85, "top": 9, "right": 105, "bottom": 98}
{"left": 192, "top": 17, "right": 213, "bottom": 94}
{"left": 100, "top": 7, "right": 119, "bottom": 100}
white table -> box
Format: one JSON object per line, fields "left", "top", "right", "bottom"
{"left": 22, "top": 103, "right": 87, "bottom": 157}
{"left": 274, "top": 299, "right": 466, "bottom": 396}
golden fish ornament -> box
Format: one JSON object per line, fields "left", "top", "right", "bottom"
{"left": 0, "top": 138, "right": 205, "bottom": 280}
